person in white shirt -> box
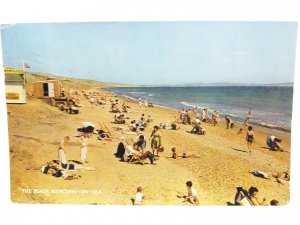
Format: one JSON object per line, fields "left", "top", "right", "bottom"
{"left": 185, "top": 181, "right": 199, "bottom": 205}
{"left": 131, "top": 187, "right": 144, "bottom": 205}
{"left": 78, "top": 133, "right": 89, "bottom": 164}
{"left": 267, "top": 135, "right": 284, "bottom": 151}
{"left": 191, "top": 117, "right": 202, "bottom": 133}
{"left": 123, "top": 143, "right": 155, "bottom": 164}
{"left": 123, "top": 145, "right": 136, "bottom": 162}
{"left": 58, "top": 136, "right": 70, "bottom": 169}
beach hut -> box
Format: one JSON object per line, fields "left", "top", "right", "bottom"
{"left": 32, "top": 80, "right": 61, "bottom": 98}
{"left": 4, "top": 68, "right": 26, "bottom": 104}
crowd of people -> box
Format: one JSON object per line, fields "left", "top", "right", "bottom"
{"left": 41, "top": 87, "right": 288, "bottom": 206}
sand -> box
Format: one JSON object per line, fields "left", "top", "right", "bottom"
{"left": 7, "top": 73, "right": 291, "bottom": 205}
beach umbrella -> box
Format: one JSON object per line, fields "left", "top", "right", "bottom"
{"left": 82, "top": 122, "right": 96, "bottom": 128}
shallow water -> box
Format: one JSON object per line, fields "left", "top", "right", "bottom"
{"left": 105, "top": 86, "right": 293, "bottom": 132}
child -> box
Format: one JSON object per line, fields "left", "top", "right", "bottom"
{"left": 171, "top": 147, "right": 177, "bottom": 159}
{"left": 185, "top": 181, "right": 199, "bottom": 205}
{"left": 131, "top": 187, "right": 144, "bottom": 205}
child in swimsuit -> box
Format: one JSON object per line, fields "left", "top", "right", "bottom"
{"left": 246, "top": 126, "right": 254, "bottom": 153}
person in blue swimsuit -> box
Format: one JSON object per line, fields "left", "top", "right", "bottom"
{"left": 246, "top": 126, "right": 254, "bottom": 153}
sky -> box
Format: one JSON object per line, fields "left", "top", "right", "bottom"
{"left": 0, "top": 22, "right": 298, "bottom": 85}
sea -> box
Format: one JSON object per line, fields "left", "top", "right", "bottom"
{"left": 105, "top": 86, "right": 293, "bottom": 133}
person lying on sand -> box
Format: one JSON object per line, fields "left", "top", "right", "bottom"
{"left": 273, "top": 171, "right": 290, "bottom": 184}
{"left": 97, "top": 129, "right": 111, "bottom": 140}
{"left": 249, "top": 170, "right": 269, "bottom": 179}
{"left": 41, "top": 162, "right": 95, "bottom": 179}
{"left": 146, "top": 115, "right": 153, "bottom": 123}
{"left": 114, "top": 113, "right": 126, "bottom": 124}
{"left": 111, "top": 103, "right": 121, "bottom": 113}
{"left": 171, "top": 148, "right": 199, "bottom": 159}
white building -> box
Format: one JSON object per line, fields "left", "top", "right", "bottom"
{"left": 4, "top": 68, "right": 26, "bottom": 104}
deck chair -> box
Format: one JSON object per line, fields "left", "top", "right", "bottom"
{"left": 240, "top": 196, "right": 252, "bottom": 206}
{"left": 128, "top": 154, "right": 145, "bottom": 165}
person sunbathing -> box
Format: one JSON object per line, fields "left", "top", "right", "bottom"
{"left": 114, "top": 113, "right": 126, "bottom": 124}
{"left": 41, "top": 162, "right": 95, "bottom": 179}
{"left": 111, "top": 103, "right": 121, "bottom": 113}
{"left": 273, "top": 171, "right": 290, "bottom": 184}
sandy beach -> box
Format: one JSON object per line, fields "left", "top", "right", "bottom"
{"left": 7, "top": 73, "right": 291, "bottom": 206}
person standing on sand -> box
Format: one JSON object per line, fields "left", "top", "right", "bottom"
{"left": 246, "top": 126, "right": 254, "bottom": 153}
{"left": 238, "top": 108, "right": 252, "bottom": 134}
{"left": 58, "top": 136, "right": 70, "bottom": 167}
{"left": 150, "top": 125, "right": 162, "bottom": 157}
{"left": 78, "top": 133, "right": 89, "bottom": 164}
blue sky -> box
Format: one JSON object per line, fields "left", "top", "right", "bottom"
{"left": 0, "top": 22, "right": 297, "bottom": 85}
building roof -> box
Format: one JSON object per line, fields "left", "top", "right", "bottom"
{"left": 4, "top": 68, "right": 25, "bottom": 82}
{"left": 5, "top": 73, "right": 25, "bottom": 82}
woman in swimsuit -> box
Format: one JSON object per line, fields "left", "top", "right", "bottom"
{"left": 246, "top": 126, "right": 254, "bottom": 153}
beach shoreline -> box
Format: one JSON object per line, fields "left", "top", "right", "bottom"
{"left": 104, "top": 88, "right": 292, "bottom": 137}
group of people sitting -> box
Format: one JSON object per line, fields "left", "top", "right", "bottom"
{"left": 110, "top": 98, "right": 132, "bottom": 113}
{"left": 138, "top": 98, "right": 154, "bottom": 109}
{"left": 127, "top": 114, "right": 152, "bottom": 132}
{"left": 82, "top": 90, "right": 107, "bottom": 106}
{"left": 234, "top": 186, "right": 279, "bottom": 206}
{"left": 115, "top": 134, "right": 157, "bottom": 165}
{"left": 58, "top": 98, "right": 81, "bottom": 114}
